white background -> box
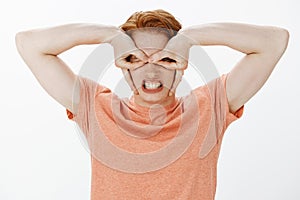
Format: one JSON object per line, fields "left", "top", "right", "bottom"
{"left": 1, "top": 0, "right": 299, "bottom": 199}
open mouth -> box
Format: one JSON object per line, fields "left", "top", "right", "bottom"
{"left": 142, "top": 80, "right": 164, "bottom": 93}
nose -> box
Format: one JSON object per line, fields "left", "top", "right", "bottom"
{"left": 144, "top": 63, "right": 160, "bottom": 79}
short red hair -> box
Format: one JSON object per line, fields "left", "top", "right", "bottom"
{"left": 119, "top": 9, "right": 182, "bottom": 38}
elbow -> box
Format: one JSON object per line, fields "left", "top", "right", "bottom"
{"left": 15, "top": 32, "right": 23, "bottom": 51}
{"left": 274, "top": 28, "right": 289, "bottom": 54}
{"left": 15, "top": 31, "right": 30, "bottom": 53}
{"left": 15, "top": 30, "right": 41, "bottom": 57}
{"left": 281, "top": 28, "right": 289, "bottom": 51}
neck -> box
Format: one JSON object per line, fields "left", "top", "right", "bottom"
{"left": 133, "top": 95, "right": 176, "bottom": 108}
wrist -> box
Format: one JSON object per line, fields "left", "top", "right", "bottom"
{"left": 97, "top": 25, "right": 121, "bottom": 44}
{"left": 109, "top": 30, "right": 133, "bottom": 48}
{"left": 177, "top": 28, "right": 198, "bottom": 47}
{"left": 89, "top": 25, "right": 120, "bottom": 44}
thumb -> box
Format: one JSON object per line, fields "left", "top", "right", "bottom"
{"left": 122, "top": 68, "right": 138, "bottom": 95}
{"left": 133, "top": 50, "right": 148, "bottom": 63}
{"left": 169, "top": 70, "right": 183, "bottom": 96}
{"left": 149, "top": 51, "right": 165, "bottom": 63}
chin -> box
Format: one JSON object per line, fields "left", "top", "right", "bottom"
{"left": 141, "top": 95, "right": 167, "bottom": 104}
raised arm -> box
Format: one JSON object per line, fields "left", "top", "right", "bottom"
{"left": 15, "top": 24, "right": 120, "bottom": 114}
{"left": 15, "top": 23, "right": 146, "bottom": 114}
{"left": 180, "top": 23, "right": 289, "bottom": 113}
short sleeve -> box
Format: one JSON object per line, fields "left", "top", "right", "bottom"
{"left": 66, "top": 76, "right": 99, "bottom": 135}
{"left": 220, "top": 73, "right": 244, "bottom": 126}
{"left": 197, "top": 73, "right": 244, "bottom": 158}
{"left": 207, "top": 73, "right": 244, "bottom": 130}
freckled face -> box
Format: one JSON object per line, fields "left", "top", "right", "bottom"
{"left": 129, "top": 31, "right": 176, "bottom": 107}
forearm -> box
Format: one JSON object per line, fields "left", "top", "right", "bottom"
{"left": 180, "top": 23, "right": 289, "bottom": 55}
{"left": 16, "top": 23, "right": 120, "bottom": 56}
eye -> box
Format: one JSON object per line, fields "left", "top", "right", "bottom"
{"left": 161, "top": 57, "right": 176, "bottom": 63}
{"left": 125, "top": 55, "right": 140, "bottom": 63}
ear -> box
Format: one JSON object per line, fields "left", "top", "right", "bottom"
{"left": 122, "top": 69, "right": 139, "bottom": 95}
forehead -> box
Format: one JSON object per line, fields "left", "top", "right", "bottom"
{"left": 131, "top": 30, "right": 169, "bottom": 53}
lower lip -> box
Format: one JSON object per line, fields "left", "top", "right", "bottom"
{"left": 142, "top": 85, "right": 164, "bottom": 94}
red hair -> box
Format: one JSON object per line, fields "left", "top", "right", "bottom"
{"left": 119, "top": 9, "right": 182, "bottom": 38}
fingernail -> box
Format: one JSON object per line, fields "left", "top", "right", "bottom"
{"left": 168, "top": 91, "right": 173, "bottom": 96}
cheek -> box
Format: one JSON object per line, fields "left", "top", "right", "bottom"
{"left": 130, "top": 71, "right": 144, "bottom": 86}
{"left": 161, "top": 72, "right": 175, "bottom": 87}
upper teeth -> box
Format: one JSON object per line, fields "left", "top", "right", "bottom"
{"left": 144, "top": 81, "right": 162, "bottom": 89}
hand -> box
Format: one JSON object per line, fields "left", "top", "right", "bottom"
{"left": 109, "top": 30, "right": 148, "bottom": 94}
{"left": 168, "top": 69, "right": 183, "bottom": 96}
{"left": 110, "top": 30, "right": 148, "bottom": 69}
{"left": 148, "top": 32, "right": 193, "bottom": 96}
{"left": 148, "top": 32, "right": 193, "bottom": 70}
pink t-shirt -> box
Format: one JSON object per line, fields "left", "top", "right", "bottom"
{"left": 66, "top": 74, "right": 243, "bottom": 200}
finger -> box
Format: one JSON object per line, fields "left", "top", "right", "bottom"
{"left": 163, "top": 58, "right": 188, "bottom": 70}
{"left": 177, "top": 59, "right": 188, "bottom": 70}
{"left": 150, "top": 51, "right": 177, "bottom": 70}
{"left": 126, "top": 54, "right": 148, "bottom": 70}
{"left": 169, "top": 69, "right": 183, "bottom": 96}
{"left": 115, "top": 59, "right": 131, "bottom": 69}
{"left": 150, "top": 51, "right": 187, "bottom": 70}
{"left": 116, "top": 59, "right": 146, "bottom": 70}
{"left": 122, "top": 68, "right": 139, "bottom": 94}
{"left": 131, "top": 50, "right": 148, "bottom": 63}
{"left": 155, "top": 61, "right": 178, "bottom": 70}
{"left": 116, "top": 52, "right": 147, "bottom": 70}
{"left": 131, "top": 60, "right": 147, "bottom": 70}
{"left": 149, "top": 51, "right": 167, "bottom": 63}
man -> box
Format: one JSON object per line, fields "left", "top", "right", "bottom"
{"left": 16, "top": 9, "right": 288, "bottom": 200}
